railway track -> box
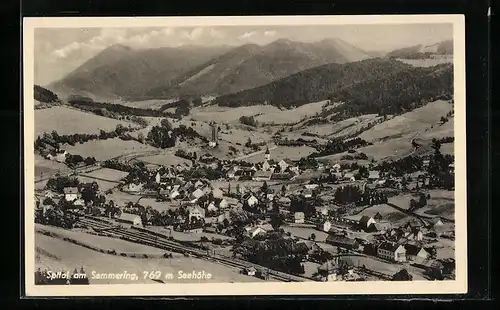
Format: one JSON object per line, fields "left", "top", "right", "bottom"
{"left": 77, "top": 217, "right": 306, "bottom": 282}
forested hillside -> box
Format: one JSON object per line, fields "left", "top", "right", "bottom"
{"left": 214, "top": 58, "right": 413, "bottom": 108}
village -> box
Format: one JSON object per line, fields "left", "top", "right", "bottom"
{"left": 35, "top": 121, "right": 456, "bottom": 283}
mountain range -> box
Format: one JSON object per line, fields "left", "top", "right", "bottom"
{"left": 213, "top": 58, "right": 453, "bottom": 116}
{"left": 47, "top": 38, "right": 374, "bottom": 101}
{"left": 48, "top": 44, "right": 234, "bottom": 101}
{"left": 386, "top": 40, "right": 453, "bottom": 58}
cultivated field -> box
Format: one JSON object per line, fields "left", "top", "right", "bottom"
{"left": 34, "top": 154, "right": 68, "bottom": 176}
{"left": 36, "top": 224, "right": 167, "bottom": 255}
{"left": 358, "top": 100, "right": 453, "bottom": 142}
{"left": 64, "top": 138, "right": 159, "bottom": 161}
{"left": 414, "top": 189, "right": 455, "bottom": 220}
{"left": 397, "top": 56, "right": 453, "bottom": 68}
{"left": 245, "top": 146, "right": 317, "bottom": 163}
{"left": 353, "top": 203, "right": 411, "bottom": 227}
{"left": 190, "top": 105, "right": 281, "bottom": 123}
{"left": 35, "top": 106, "right": 139, "bottom": 136}
{"left": 80, "top": 168, "right": 129, "bottom": 182}
{"left": 137, "top": 153, "right": 192, "bottom": 168}
{"left": 255, "top": 100, "right": 328, "bottom": 125}
{"left": 117, "top": 99, "right": 178, "bottom": 110}
{"left": 77, "top": 176, "right": 118, "bottom": 192}
{"left": 35, "top": 233, "right": 261, "bottom": 284}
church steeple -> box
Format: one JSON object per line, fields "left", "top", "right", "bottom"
{"left": 265, "top": 146, "right": 270, "bottom": 161}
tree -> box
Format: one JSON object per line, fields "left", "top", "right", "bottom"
{"left": 270, "top": 214, "right": 284, "bottom": 230}
{"left": 418, "top": 193, "right": 427, "bottom": 207}
{"left": 392, "top": 269, "right": 413, "bottom": 281}
{"left": 261, "top": 181, "right": 269, "bottom": 194}
{"left": 409, "top": 199, "right": 417, "bottom": 210}
{"left": 137, "top": 132, "right": 145, "bottom": 143}
{"left": 245, "top": 138, "right": 252, "bottom": 147}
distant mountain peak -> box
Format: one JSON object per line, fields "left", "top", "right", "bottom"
{"left": 105, "top": 44, "right": 133, "bottom": 52}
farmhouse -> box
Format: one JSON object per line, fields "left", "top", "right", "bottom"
{"left": 247, "top": 226, "right": 267, "bottom": 239}
{"left": 170, "top": 185, "right": 181, "bottom": 199}
{"left": 294, "top": 212, "right": 305, "bottom": 224}
{"left": 63, "top": 187, "right": 80, "bottom": 202}
{"left": 116, "top": 213, "right": 142, "bottom": 227}
{"left": 429, "top": 217, "right": 445, "bottom": 228}
{"left": 189, "top": 188, "right": 205, "bottom": 201}
{"left": 343, "top": 172, "right": 356, "bottom": 182}
{"left": 322, "top": 220, "right": 332, "bottom": 232}
{"left": 243, "top": 193, "right": 259, "bottom": 207}
{"left": 377, "top": 242, "right": 406, "bottom": 262}
{"left": 278, "top": 159, "right": 292, "bottom": 172}
{"left": 302, "top": 189, "right": 313, "bottom": 198}
{"left": 211, "top": 187, "right": 223, "bottom": 199}
{"left": 253, "top": 170, "right": 273, "bottom": 181}
{"left": 304, "top": 184, "right": 319, "bottom": 190}
{"left": 271, "top": 172, "right": 292, "bottom": 180}
{"left": 326, "top": 234, "right": 358, "bottom": 250}
{"left": 207, "top": 202, "right": 218, "bottom": 212}
{"left": 218, "top": 198, "right": 229, "bottom": 209}
{"left": 368, "top": 171, "right": 380, "bottom": 181}
{"left": 404, "top": 243, "right": 430, "bottom": 262}
{"left": 316, "top": 206, "right": 329, "bottom": 217}
{"left": 126, "top": 182, "right": 144, "bottom": 192}
{"left": 187, "top": 205, "right": 205, "bottom": 221}
{"left": 358, "top": 216, "right": 377, "bottom": 229}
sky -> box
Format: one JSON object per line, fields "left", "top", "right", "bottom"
{"left": 34, "top": 23, "right": 453, "bottom": 86}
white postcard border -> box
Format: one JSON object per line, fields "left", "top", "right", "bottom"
{"left": 23, "top": 14, "right": 467, "bottom": 296}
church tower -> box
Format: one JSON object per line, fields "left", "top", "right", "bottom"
{"left": 265, "top": 146, "right": 271, "bottom": 161}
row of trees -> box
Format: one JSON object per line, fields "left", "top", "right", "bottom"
{"left": 377, "top": 155, "right": 424, "bottom": 176}
{"left": 146, "top": 122, "right": 208, "bottom": 149}
{"left": 333, "top": 185, "right": 388, "bottom": 206}
{"left": 35, "top": 125, "right": 136, "bottom": 156}
{"left": 309, "top": 137, "right": 370, "bottom": 158}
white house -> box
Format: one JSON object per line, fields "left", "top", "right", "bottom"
{"left": 368, "top": 171, "right": 380, "bottom": 181}
{"left": 405, "top": 243, "right": 430, "bottom": 261}
{"left": 262, "top": 161, "right": 271, "bottom": 172}
{"left": 207, "top": 202, "right": 218, "bottom": 212}
{"left": 322, "top": 220, "right": 332, "bottom": 232}
{"left": 331, "top": 163, "right": 341, "bottom": 172}
{"left": 343, "top": 172, "right": 356, "bottom": 182}
{"left": 430, "top": 217, "right": 444, "bottom": 228}
{"left": 126, "top": 182, "right": 144, "bottom": 192}
{"left": 377, "top": 242, "right": 406, "bottom": 262}
{"left": 194, "top": 180, "right": 204, "bottom": 189}
{"left": 73, "top": 198, "right": 85, "bottom": 207}
{"left": 358, "top": 216, "right": 377, "bottom": 229}
{"left": 304, "top": 184, "right": 319, "bottom": 190}
{"left": 244, "top": 194, "right": 259, "bottom": 207}
{"left": 278, "top": 159, "right": 291, "bottom": 172}
{"left": 294, "top": 212, "right": 305, "bottom": 224}
{"left": 211, "top": 187, "right": 223, "bottom": 199}
{"left": 187, "top": 205, "right": 205, "bottom": 221}
{"left": 190, "top": 188, "right": 205, "bottom": 202}
{"left": 247, "top": 226, "right": 267, "bottom": 238}
{"left": 316, "top": 206, "right": 329, "bottom": 217}
{"left": 63, "top": 187, "right": 79, "bottom": 202}
{"left": 54, "top": 151, "right": 68, "bottom": 163}
{"left": 218, "top": 199, "right": 229, "bottom": 209}
{"left": 302, "top": 189, "right": 313, "bottom": 198}
{"left": 170, "top": 185, "right": 181, "bottom": 199}
{"left": 117, "top": 212, "right": 143, "bottom": 227}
